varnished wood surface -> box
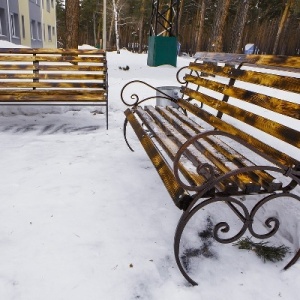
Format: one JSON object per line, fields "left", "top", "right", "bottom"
{"left": 194, "top": 52, "right": 300, "bottom": 69}
{"left": 0, "top": 48, "right": 107, "bottom": 104}
{"left": 124, "top": 53, "right": 300, "bottom": 204}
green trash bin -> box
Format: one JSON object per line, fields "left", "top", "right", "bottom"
{"left": 147, "top": 36, "right": 177, "bottom": 67}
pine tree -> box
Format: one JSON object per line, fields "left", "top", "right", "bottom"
{"left": 65, "top": 0, "right": 80, "bottom": 48}
{"left": 208, "top": 0, "right": 231, "bottom": 52}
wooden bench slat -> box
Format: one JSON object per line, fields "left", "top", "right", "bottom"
{"left": 0, "top": 92, "right": 106, "bottom": 102}
{"left": 165, "top": 107, "right": 282, "bottom": 192}
{"left": 177, "top": 98, "right": 299, "bottom": 168}
{"left": 185, "top": 74, "right": 300, "bottom": 119}
{"left": 142, "top": 106, "right": 227, "bottom": 187}
{"left": 247, "top": 54, "right": 300, "bottom": 69}
{"left": 149, "top": 106, "right": 246, "bottom": 192}
{"left": 182, "top": 86, "right": 300, "bottom": 149}
{"left": 37, "top": 65, "right": 106, "bottom": 71}
{"left": 0, "top": 48, "right": 106, "bottom": 55}
{"left": 0, "top": 82, "right": 105, "bottom": 88}
{"left": 37, "top": 73, "right": 106, "bottom": 80}
{"left": 124, "top": 108, "right": 190, "bottom": 208}
{"left": 135, "top": 107, "right": 212, "bottom": 189}
{"left": 0, "top": 73, "right": 106, "bottom": 81}
{"left": 0, "top": 65, "right": 106, "bottom": 72}
{"left": 155, "top": 106, "right": 265, "bottom": 193}
{"left": 0, "top": 65, "right": 34, "bottom": 70}
{"left": 195, "top": 52, "right": 300, "bottom": 69}
{"left": 0, "top": 55, "right": 106, "bottom": 64}
{"left": 34, "top": 56, "right": 106, "bottom": 64}
{"left": 189, "top": 62, "right": 300, "bottom": 93}
{"left": 0, "top": 55, "right": 37, "bottom": 62}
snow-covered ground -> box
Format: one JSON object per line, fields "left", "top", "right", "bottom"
{"left": 0, "top": 41, "right": 299, "bottom": 300}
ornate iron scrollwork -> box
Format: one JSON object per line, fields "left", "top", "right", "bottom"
{"left": 174, "top": 192, "right": 300, "bottom": 286}
{"left": 121, "top": 79, "right": 178, "bottom": 108}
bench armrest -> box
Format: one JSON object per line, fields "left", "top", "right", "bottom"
{"left": 121, "top": 79, "right": 179, "bottom": 108}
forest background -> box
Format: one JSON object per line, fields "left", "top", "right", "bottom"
{"left": 57, "top": 0, "right": 300, "bottom": 56}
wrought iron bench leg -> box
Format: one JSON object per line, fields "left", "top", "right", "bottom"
{"left": 174, "top": 193, "right": 300, "bottom": 286}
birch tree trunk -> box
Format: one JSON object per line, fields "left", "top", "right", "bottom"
{"left": 112, "top": 0, "right": 120, "bottom": 53}
{"left": 65, "top": 0, "right": 80, "bottom": 48}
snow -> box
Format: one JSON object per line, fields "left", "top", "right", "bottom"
{"left": 0, "top": 41, "right": 299, "bottom": 299}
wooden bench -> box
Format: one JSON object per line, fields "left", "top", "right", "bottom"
{"left": 0, "top": 48, "right": 108, "bottom": 129}
{"left": 121, "top": 54, "right": 300, "bottom": 285}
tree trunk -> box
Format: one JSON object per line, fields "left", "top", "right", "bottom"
{"left": 138, "top": 0, "right": 146, "bottom": 53}
{"left": 272, "top": 0, "right": 295, "bottom": 54}
{"left": 178, "top": 0, "right": 184, "bottom": 36}
{"left": 231, "top": 0, "right": 252, "bottom": 53}
{"left": 112, "top": 0, "right": 120, "bottom": 53}
{"left": 195, "top": 0, "right": 206, "bottom": 52}
{"left": 65, "top": 0, "right": 80, "bottom": 48}
{"left": 208, "top": 0, "right": 231, "bottom": 52}
{"left": 108, "top": 12, "right": 114, "bottom": 48}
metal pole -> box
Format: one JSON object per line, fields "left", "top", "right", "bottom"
{"left": 6, "top": 0, "right": 12, "bottom": 42}
{"left": 103, "top": 0, "right": 106, "bottom": 50}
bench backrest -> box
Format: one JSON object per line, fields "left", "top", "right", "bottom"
{"left": 178, "top": 55, "right": 300, "bottom": 170}
{"left": 0, "top": 48, "right": 107, "bottom": 102}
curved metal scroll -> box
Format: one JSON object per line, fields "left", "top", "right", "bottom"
{"left": 121, "top": 79, "right": 179, "bottom": 108}
{"left": 174, "top": 193, "right": 300, "bottom": 286}
{"left": 121, "top": 79, "right": 182, "bottom": 151}
{"left": 173, "top": 130, "right": 300, "bottom": 196}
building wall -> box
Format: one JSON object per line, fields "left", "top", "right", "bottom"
{"left": 29, "top": 0, "right": 43, "bottom": 48}
{"left": 0, "top": 0, "right": 57, "bottom": 48}
{"left": 18, "top": 0, "right": 31, "bottom": 46}
{"left": 42, "top": 0, "right": 57, "bottom": 48}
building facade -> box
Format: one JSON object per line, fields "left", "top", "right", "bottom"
{"left": 0, "top": 0, "right": 57, "bottom": 48}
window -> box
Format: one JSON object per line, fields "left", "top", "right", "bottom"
{"left": 51, "top": 0, "right": 54, "bottom": 8}
{"left": 37, "top": 22, "right": 42, "bottom": 40}
{"left": 46, "top": 0, "right": 50, "bottom": 12}
{"left": 10, "top": 14, "right": 15, "bottom": 37}
{"left": 48, "top": 25, "right": 52, "bottom": 41}
{"left": 10, "top": 14, "right": 20, "bottom": 38}
{"left": 0, "top": 9, "right": 5, "bottom": 36}
{"left": 31, "top": 20, "right": 37, "bottom": 40}
{"left": 52, "top": 26, "right": 55, "bottom": 36}
{"left": 21, "top": 15, "right": 25, "bottom": 38}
